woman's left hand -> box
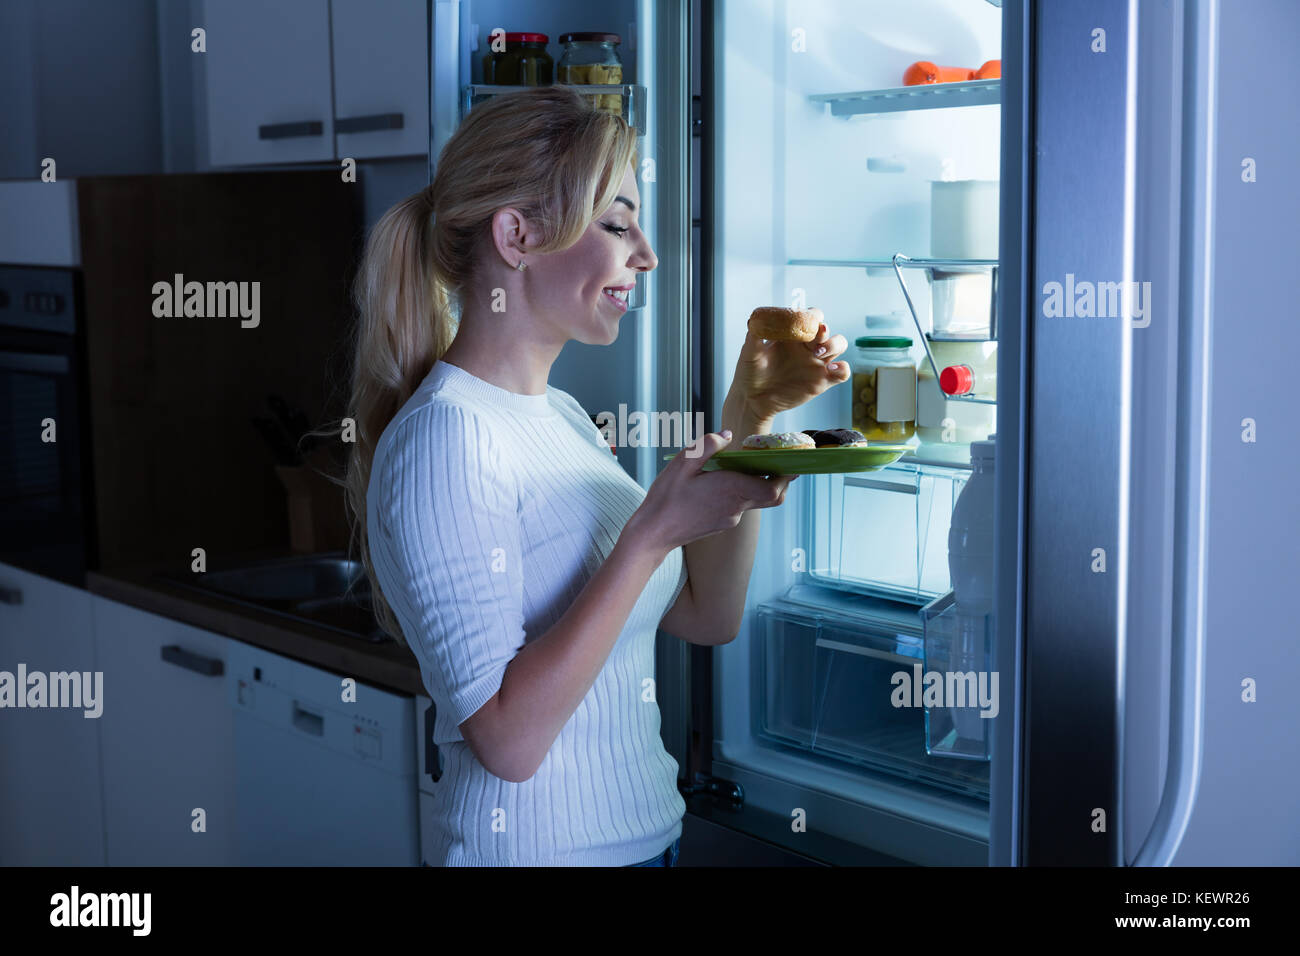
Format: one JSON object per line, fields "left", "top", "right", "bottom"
{"left": 725, "top": 321, "right": 853, "bottom": 431}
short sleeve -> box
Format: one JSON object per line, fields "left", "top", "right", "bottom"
{"left": 368, "top": 402, "right": 524, "bottom": 726}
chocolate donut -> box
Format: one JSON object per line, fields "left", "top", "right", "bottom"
{"left": 802, "top": 428, "right": 868, "bottom": 447}
{"left": 747, "top": 306, "right": 822, "bottom": 342}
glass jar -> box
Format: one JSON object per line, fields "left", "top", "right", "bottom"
{"left": 557, "top": 32, "right": 623, "bottom": 114}
{"left": 483, "top": 32, "right": 553, "bottom": 86}
{"left": 850, "top": 336, "right": 917, "bottom": 441}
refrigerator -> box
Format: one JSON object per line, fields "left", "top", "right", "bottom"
{"left": 429, "top": 0, "right": 1300, "bottom": 866}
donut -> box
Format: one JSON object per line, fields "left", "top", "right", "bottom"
{"left": 747, "top": 306, "right": 822, "bottom": 342}
{"left": 742, "top": 432, "right": 816, "bottom": 450}
{"left": 802, "top": 428, "right": 868, "bottom": 447}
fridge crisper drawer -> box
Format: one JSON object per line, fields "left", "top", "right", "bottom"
{"left": 757, "top": 602, "right": 989, "bottom": 799}
{"left": 807, "top": 464, "right": 967, "bottom": 603}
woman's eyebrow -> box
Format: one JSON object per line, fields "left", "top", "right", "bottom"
{"left": 614, "top": 196, "right": 636, "bottom": 212}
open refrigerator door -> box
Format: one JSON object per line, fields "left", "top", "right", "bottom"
{"left": 698, "top": 0, "right": 1004, "bottom": 864}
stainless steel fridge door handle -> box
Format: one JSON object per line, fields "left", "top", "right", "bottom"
{"left": 1132, "top": 0, "right": 1217, "bottom": 868}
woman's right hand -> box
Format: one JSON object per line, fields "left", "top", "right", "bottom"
{"left": 622, "top": 431, "right": 795, "bottom": 559}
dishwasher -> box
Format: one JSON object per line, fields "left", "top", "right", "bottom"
{"left": 226, "top": 639, "right": 419, "bottom": 865}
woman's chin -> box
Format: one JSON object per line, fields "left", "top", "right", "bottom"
{"left": 575, "top": 320, "right": 622, "bottom": 346}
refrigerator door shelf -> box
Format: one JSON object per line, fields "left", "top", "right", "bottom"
{"left": 460, "top": 84, "right": 648, "bottom": 136}
{"left": 756, "top": 598, "right": 990, "bottom": 800}
{"left": 920, "top": 590, "right": 994, "bottom": 761}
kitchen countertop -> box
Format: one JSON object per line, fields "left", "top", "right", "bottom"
{"left": 86, "top": 556, "right": 425, "bottom": 697}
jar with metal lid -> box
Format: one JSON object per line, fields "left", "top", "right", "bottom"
{"left": 483, "top": 32, "right": 553, "bottom": 86}
{"left": 557, "top": 32, "right": 623, "bottom": 114}
{"left": 850, "top": 336, "right": 917, "bottom": 441}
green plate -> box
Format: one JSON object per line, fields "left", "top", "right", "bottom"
{"left": 661, "top": 444, "right": 910, "bottom": 475}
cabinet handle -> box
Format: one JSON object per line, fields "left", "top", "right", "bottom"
{"left": 335, "top": 112, "right": 404, "bottom": 134}
{"left": 0, "top": 351, "right": 69, "bottom": 374}
{"left": 257, "top": 120, "right": 324, "bottom": 140}
{"left": 292, "top": 701, "right": 324, "bottom": 736}
{"left": 0, "top": 585, "right": 22, "bottom": 605}
{"left": 160, "top": 644, "right": 223, "bottom": 677}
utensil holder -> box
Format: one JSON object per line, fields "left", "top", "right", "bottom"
{"left": 274, "top": 448, "right": 349, "bottom": 553}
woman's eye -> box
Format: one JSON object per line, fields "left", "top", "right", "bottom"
{"left": 603, "top": 223, "right": 629, "bottom": 238}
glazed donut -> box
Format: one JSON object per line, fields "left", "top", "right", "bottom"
{"left": 742, "top": 432, "right": 816, "bottom": 450}
{"left": 747, "top": 306, "right": 822, "bottom": 342}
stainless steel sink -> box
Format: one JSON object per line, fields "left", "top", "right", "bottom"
{"left": 157, "top": 552, "right": 390, "bottom": 643}
{"left": 190, "top": 555, "right": 366, "bottom": 603}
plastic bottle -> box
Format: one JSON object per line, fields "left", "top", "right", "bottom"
{"left": 946, "top": 439, "right": 996, "bottom": 739}
{"left": 948, "top": 439, "right": 996, "bottom": 614}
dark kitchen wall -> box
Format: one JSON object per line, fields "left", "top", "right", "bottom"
{"left": 78, "top": 171, "right": 363, "bottom": 570}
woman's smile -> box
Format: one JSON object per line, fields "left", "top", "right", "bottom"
{"left": 600, "top": 283, "right": 634, "bottom": 313}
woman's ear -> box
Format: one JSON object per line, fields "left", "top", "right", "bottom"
{"left": 490, "top": 207, "right": 535, "bottom": 269}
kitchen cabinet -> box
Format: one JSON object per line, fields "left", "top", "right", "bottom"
{"left": 330, "top": 0, "right": 428, "bottom": 160}
{"left": 202, "top": 0, "right": 336, "bottom": 166}
{"left": 0, "top": 562, "right": 106, "bottom": 866}
{"left": 91, "top": 596, "right": 237, "bottom": 865}
{"left": 201, "top": 0, "right": 427, "bottom": 167}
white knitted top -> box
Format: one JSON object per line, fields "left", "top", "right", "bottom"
{"left": 367, "top": 360, "right": 687, "bottom": 866}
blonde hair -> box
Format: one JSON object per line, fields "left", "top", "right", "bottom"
{"left": 344, "top": 86, "right": 638, "bottom": 646}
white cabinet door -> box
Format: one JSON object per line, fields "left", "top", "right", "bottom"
{"left": 0, "top": 563, "right": 105, "bottom": 866}
{"left": 330, "top": 0, "right": 428, "bottom": 159}
{"left": 91, "top": 596, "right": 237, "bottom": 865}
{"left": 202, "top": 0, "right": 335, "bottom": 166}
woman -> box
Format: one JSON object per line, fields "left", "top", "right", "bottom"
{"left": 345, "top": 87, "right": 851, "bottom": 866}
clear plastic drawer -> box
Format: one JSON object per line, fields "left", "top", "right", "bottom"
{"left": 756, "top": 592, "right": 990, "bottom": 799}
{"left": 807, "top": 463, "right": 968, "bottom": 603}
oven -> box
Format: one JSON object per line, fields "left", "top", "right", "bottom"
{"left": 0, "top": 264, "right": 96, "bottom": 586}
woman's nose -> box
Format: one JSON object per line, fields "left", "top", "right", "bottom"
{"left": 632, "top": 236, "right": 658, "bottom": 272}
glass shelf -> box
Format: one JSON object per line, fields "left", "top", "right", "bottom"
{"left": 789, "top": 256, "right": 997, "bottom": 273}
{"left": 461, "top": 84, "right": 647, "bottom": 136}
{"left": 809, "top": 79, "right": 1000, "bottom": 117}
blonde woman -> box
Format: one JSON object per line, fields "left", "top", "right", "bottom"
{"left": 346, "top": 86, "right": 851, "bottom": 866}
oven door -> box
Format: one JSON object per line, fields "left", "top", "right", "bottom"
{"left": 0, "top": 270, "right": 94, "bottom": 586}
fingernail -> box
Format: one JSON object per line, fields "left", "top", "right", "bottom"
{"left": 815, "top": 346, "right": 826, "bottom": 356}
{"left": 720, "top": 429, "right": 732, "bottom": 440}
{"left": 827, "top": 362, "right": 838, "bottom": 370}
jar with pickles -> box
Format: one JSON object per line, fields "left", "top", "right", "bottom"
{"left": 851, "top": 336, "right": 917, "bottom": 441}
{"left": 557, "top": 32, "right": 624, "bottom": 115}
{"left": 482, "top": 32, "right": 553, "bottom": 86}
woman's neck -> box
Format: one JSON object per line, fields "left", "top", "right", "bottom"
{"left": 440, "top": 296, "right": 561, "bottom": 396}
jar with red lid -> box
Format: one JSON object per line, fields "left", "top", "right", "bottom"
{"left": 556, "top": 32, "right": 623, "bottom": 113}
{"left": 483, "top": 32, "right": 553, "bottom": 86}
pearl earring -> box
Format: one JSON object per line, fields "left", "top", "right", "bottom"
{"left": 516, "top": 260, "right": 526, "bottom": 271}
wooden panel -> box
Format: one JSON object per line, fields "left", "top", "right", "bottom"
{"left": 77, "top": 171, "right": 362, "bottom": 571}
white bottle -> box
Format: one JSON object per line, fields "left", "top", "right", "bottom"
{"left": 948, "top": 439, "right": 996, "bottom": 614}
{"left": 946, "top": 439, "right": 996, "bottom": 740}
